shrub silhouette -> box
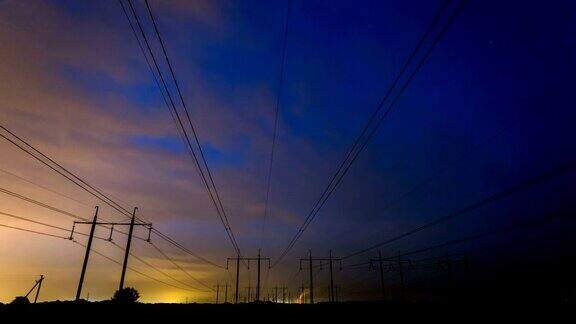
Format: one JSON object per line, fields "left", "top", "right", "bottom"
{"left": 112, "top": 287, "right": 140, "bottom": 303}
{"left": 10, "top": 296, "right": 30, "bottom": 305}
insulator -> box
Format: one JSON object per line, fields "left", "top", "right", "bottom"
{"left": 69, "top": 223, "right": 76, "bottom": 240}
{"left": 107, "top": 225, "right": 114, "bottom": 242}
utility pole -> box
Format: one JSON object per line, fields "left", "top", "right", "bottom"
{"left": 223, "top": 282, "right": 230, "bottom": 303}
{"left": 397, "top": 251, "right": 408, "bottom": 297}
{"left": 300, "top": 250, "right": 342, "bottom": 303}
{"left": 334, "top": 285, "right": 340, "bottom": 303}
{"left": 76, "top": 206, "right": 98, "bottom": 301}
{"left": 299, "top": 250, "right": 316, "bottom": 304}
{"left": 281, "top": 286, "right": 287, "bottom": 303}
{"left": 327, "top": 250, "right": 341, "bottom": 302}
{"left": 214, "top": 283, "right": 220, "bottom": 304}
{"left": 245, "top": 286, "right": 254, "bottom": 302}
{"left": 256, "top": 249, "right": 261, "bottom": 301}
{"left": 25, "top": 275, "right": 44, "bottom": 303}
{"left": 437, "top": 255, "right": 467, "bottom": 295}
{"left": 299, "top": 284, "right": 306, "bottom": 304}
{"left": 70, "top": 206, "right": 152, "bottom": 295}
{"left": 235, "top": 250, "right": 240, "bottom": 303}
{"left": 370, "top": 250, "right": 387, "bottom": 301}
{"left": 227, "top": 250, "right": 270, "bottom": 303}
{"left": 35, "top": 275, "right": 43, "bottom": 303}
{"left": 309, "top": 250, "right": 313, "bottom": 304}
{"left": 119, "top": 207, "right": 137, "bottom": 290}
{"left": 370, "top": 251, "right": 409, "bottom": 299}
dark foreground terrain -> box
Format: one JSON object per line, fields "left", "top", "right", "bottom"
{"left": 1, "top": 300, "right": 574, "bottom": 321}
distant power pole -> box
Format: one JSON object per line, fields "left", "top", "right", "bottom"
{"left": 235, "top": 251, "right": 240, "bottom": 303}
{"left": 327, "top": 250, "right": 341, "bottom": 302}
{"left": 214, "top": 283, "right": 220, "bottom": 304}
{"left": 334, "top": 285, "right": 339, "bottom": 303}
{"left": 227, "top": 249, "right": 270, "bottom": 303}
{"left": 223, "top": 282, "right": 230, "bottom": 303}
{"left": 299, "top": 284, "right": 306, "bottom": 304}
{"left": 370, "top": 251, "right": 410, "bottom": 299}
{"left": 70, "top": 206, "right": 152, "bottom": 298}
{"left": 370, "top": 250, "right": 387, "bottom": 301}
{"left": 300, "top": 250, "right": 342, "bottom": 303}
{"left": 397, "top": 251, "right": 410, "bottom": 297}
{"left": 436, "top": 255, "right": 472, "bottom": 295}
{"left": 25, "top": 275, "right": 44, "bottom": 303}
{"left": 281, "top": 286, "right": 287, "bottom": 303}
{"left": 273, "top": 286, "right": 279, "bottom": 303}
{"left": 299, "top": 250, "right": 315, "bottom": 304}
{"left": 245, "top": 286, "right": 254, "bottom": 302}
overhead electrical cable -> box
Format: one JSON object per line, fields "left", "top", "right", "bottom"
{"left": 341, "top": 161, "right": 576, "bottom": 260}
{"left": 73, "top": 240, "right": 198, "bottom": 292}
{"left": 150, "top": 241, "right": 215, "bottom": 291}
{"left": 273, "top": 0, "right": 467, "bottom": 266}
{"left": 122, "top": 0, "right": 240, "bottom": 254}
{"left": 0, "top": 123, "right": 223, "bottom": 267}
{"left": 261, "top": 0, "right": 292, "bottom": 247}
{"left": 143, "top": 0, "right": 241, "bottom": 253}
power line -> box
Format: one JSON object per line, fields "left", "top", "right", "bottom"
{"left": 272, "top": 0, "right": 459, "bottom": 266}
{"left": 0, "top": 205, "right": 213, "bottom": 294}
{"left": 0, "top": 125, "right": 135, "bottom": 220}
{"left": 0, "top": 222, "right": 69, "bottom": 240}
{"left": 150, "top": 241, "right": 214, "bottom": 291}
{"left": 118, "top": 0, "right": 229, "bottom": 267}
{"left": 121, "top": 0, "right": 239, "bottom": 254}
{"left": 339, "top": 209, "right": 575, "bottom": 271}
{"left": 72, "top": 240, "right": 198, "bottom": 293}
{"left": 0, "top": 186, "right": 88, "bottom": 221}
{"left": 341, "top": 161, "right": 576, "bottom": 260}
{"left": 0, "top": 167, "right": 92, "bottom": 208}
{"left": 0, "top": 185, "right": 147, "bottom": 241}
{"left": 273, "top": 0, "right": 467, "bottom": 267}
{"left": 142, "top": 0, "right": 241, "bottom": 253}
{"left": 0, "top": 210, "right": 72, "bottom": 232}
{"left": 396, "top": 211, "right": 575, "bottom": 259}
{"left": 367, "top": 102, "right": 546, "bottom": 225}
{"left": 116, "top": 0, "right": 192, "bottom": 159}
{"left": 109, "top": 241, "right": 209, "bottom": 292}
{"left": 261, "top": 0, "right": 292, "bottom": 248}
{"left": 151, "top": 231, "right": 225, "bottom": 269}
{"left": 0, "top": 123, "right": 223, "bottom": 268}
{"left": 0, "top": 210, "right": 107, "bottom": 241}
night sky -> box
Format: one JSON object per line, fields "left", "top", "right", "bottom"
{"left": 1, "top": 0, "right": 575, "bottom": 303}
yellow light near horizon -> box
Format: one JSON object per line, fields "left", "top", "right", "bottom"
{"left": 140, "top": 289, "right": 204, "bottom": 304}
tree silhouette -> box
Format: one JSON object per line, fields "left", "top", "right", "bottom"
{"left": 112, "top": 287, "right": 140, "bottom": 303}
{"left": 10, "top": 296, "right": 30, "bottom": 305}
